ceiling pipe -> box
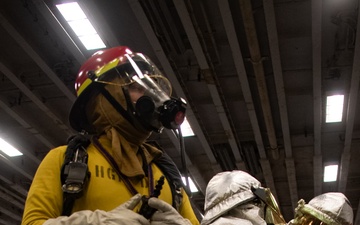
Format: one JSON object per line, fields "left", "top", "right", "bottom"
{"left": 239, "top": 0, "right": 279, "bottom": 159}
{"left": 198, "top": 0, "right": 222, "bottom": 64}
{"left": 311, "top": 0, "right": 323, "bottom": 197}
{"left": 157, "top": 1, "right": 187, "bottom": 54}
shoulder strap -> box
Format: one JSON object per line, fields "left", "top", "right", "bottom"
{"left": 60, "top": 133, "right": 91, "bottom": 216}
{"left": 60, "top": 137, "right": 183, "bottom": 215}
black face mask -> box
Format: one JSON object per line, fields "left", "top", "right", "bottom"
{"left": 135, "top": 95, "right": 187, "bottom": 132}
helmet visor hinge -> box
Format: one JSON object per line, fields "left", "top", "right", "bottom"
{"left": 87, "top": 71, "right": 97, "bottom": 81}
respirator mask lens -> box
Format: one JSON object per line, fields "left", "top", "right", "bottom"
{"left": 130, "top": 74, "right": 186, "bottom": 130}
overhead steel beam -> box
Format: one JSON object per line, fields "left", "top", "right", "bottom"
{"left": 260, "top": 159, "right": 278, "bottom": 199}
{"left": 218, "top": 0, "right": 278, "bottom": 198}
{"left": 0, "top": 185, "right": 25, "bottom": 205}
{"left": 311, "top": 0, "right": 323, "bottom": 197}
{"left": 0, "top": 62, "right": 73, "bottom": 136}
{"left": 338, "top": 2, "right": 360, "bottom": 193}
{"left": 262, "top": 0, "right": 293, "bottom": 158}
{"left": 239, "top": 0, "right": 279, "bottom": 160}
{"left": 32, "top": 0, "right": 87, "bottom": 64}
{"left": 0, "top": 204, "right": 22, "bottom": 223}
{"left": 157, "top": 1, "right": 186, "bottom": 54}
{"left": 173, "top": 0, "right": 245, "bottom": 170}
{"left": 218, "top": 0, "right": 266, "bottom": 160}
{"left": 0, "top": 174, "right": 27, "bottom": 197}
{"left": 0, "top": 12, "right": 76, "bottom": 103}
{"left": 0, "top": 217, "right": 17, "bottom": 225}
{"left": 0, "top": 190, "right": 24, "bottom": 210}
{"left": 0, "top": 154, "right": 33, "bottom": 180}
{"left": 0, "top": 175, "right": 27, "bottom": 222}
{"left": 0, "top": 98, "right": 53, "bottom": 164}
{"left": 263, "top": 0, "right": 298, "bottom": 211}
{"left": 127, "top": 0, "right": 218, "bottom": 192}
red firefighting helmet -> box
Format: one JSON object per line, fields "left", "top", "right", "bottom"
{"left": 68, "top": 46, "right": 172, "bottom": 132}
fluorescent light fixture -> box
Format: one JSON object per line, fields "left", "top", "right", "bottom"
{"left": 0, "top": 138, "right": 23, "bottom": 157}
{"left": 56, "top": 2, "right": 106, "bottom": 50}
{"left": 181, "top": 176, "right": 198, "bottom": 192}
{"left": 68, "top": 20, "right": 97, "bottom": 36}
{"left": 79, "top": 35, "right": 106, "bottom": 50}
{"left": 181, "top": 117, "right": 195, "bottom": 137}
{"left": 55, "top": 2, "right": 86, "bottom": 21}
{"left": 325, "top": 95, "right": 344, "bottom": 123}
{"left": 324, "top": 164, "right": 338, "bottom": 182}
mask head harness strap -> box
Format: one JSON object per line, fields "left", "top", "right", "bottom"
{"left": 87, "top": 71, "right": 136, "bottom": 128}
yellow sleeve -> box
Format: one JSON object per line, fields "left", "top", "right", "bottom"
{"left": 21, "top": 146, "right": 66, "bottom": 225}
{"left": 179, "top": 189, "right": 200, "bottom": 225}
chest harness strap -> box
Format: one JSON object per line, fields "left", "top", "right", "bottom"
{"left": 91, "top": 136, "right": 155, "bottom": 196}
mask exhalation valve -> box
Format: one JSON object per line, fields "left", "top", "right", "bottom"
{"left": 160, "top": 98, "right": 187, "bottom": 129}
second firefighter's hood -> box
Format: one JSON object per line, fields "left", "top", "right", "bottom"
{"left": 201, "top": 171, "right": 261, "bottom": 225}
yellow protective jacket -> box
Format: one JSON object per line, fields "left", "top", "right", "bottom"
{"left": 21, "top": 137, "right": 200, "bottom": 225}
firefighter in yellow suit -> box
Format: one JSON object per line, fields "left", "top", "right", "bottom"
{"left": 21, "top": 46, "right": 200, "bottom": 225}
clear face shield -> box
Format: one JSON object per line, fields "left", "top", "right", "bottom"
{"left": 91, "top": 53, "right": 186, "bottom": 132}
{"left": 251, "top": 187, "right": 287, "bottom": 225}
